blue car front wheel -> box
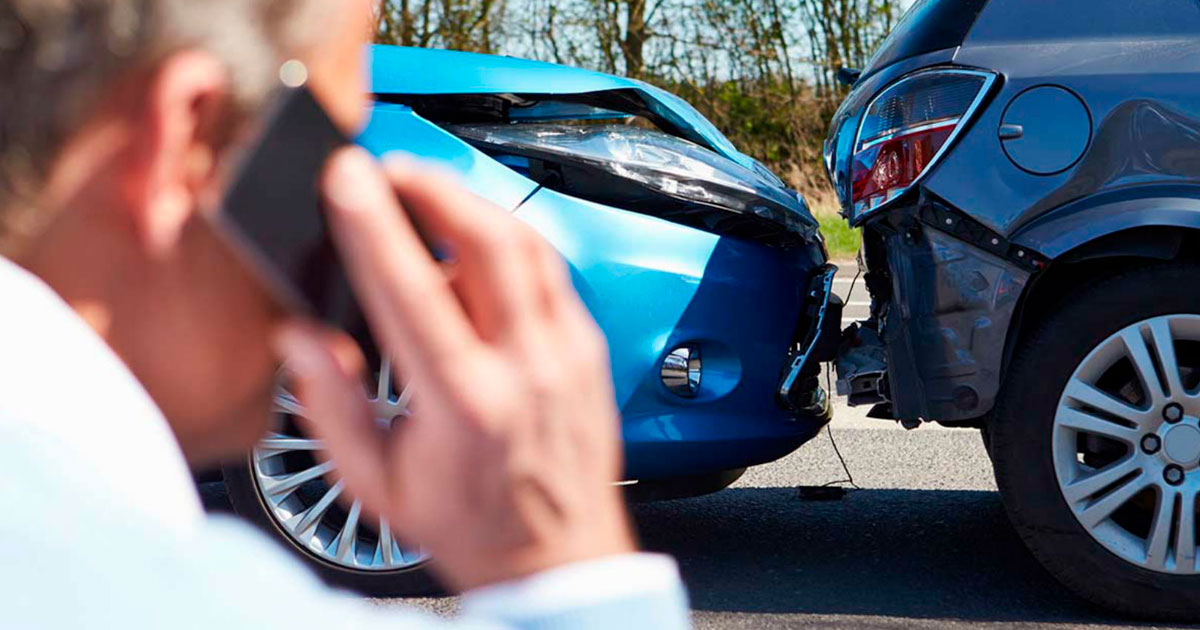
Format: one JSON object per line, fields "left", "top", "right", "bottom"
{"left": 222, "top": 359, "right": 440, "bottom": 597}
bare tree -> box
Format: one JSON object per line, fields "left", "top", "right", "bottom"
{"left": 376, "top": 0, "right": 508, "bottom": 53}
{"left": 372, "top": 0, "right": 906, "bottom": 202}
{"left": 799, "top": 0, "right": 900, "bottom": 96}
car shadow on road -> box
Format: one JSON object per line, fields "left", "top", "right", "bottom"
{"left": 201, "top": 479, "right": 1191, "bottom": 626}
{"left": 630, "top": 486, "right": 1170, "bottom": 626}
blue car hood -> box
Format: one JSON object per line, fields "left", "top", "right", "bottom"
{"left": 369, "top": 45, "right": 749, "bottom": 168}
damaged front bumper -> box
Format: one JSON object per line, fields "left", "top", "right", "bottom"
{"left": 363, "top": 45, "right": 833, "bottom": 478}
{"left": 835, "top": 194, "right": 1046, "bottom": 424}
{"left": 778, "top": 265, "right": 843, "bottom": 413}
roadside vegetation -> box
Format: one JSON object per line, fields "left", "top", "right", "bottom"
{"left": 817, "top": 207, "right": 860, "bottom": 261}
{"left": 375, "top": 0, "right": 894, "bottom": 258}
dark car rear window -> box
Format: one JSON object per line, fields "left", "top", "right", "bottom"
{"left": 863, "top": 0, "right": 991, "bottom": 76}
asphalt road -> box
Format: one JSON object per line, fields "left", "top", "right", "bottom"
{"left": 834, "top": 262, "right": 870, "bottom": 330}
{"left": 205, "top": 262, "right": 1199, "bottom": 629}
{"left": 368, "top": 408, "right": 1196, "bottom": 630}
{"left": 380, "top": 264, "right": 1196, "bottom": 628}
{"left": 627, "top": 414, "right": 1121, "bottom": 630}
{"left": 201, "top": 396, "right": 1197, "bottom": 629}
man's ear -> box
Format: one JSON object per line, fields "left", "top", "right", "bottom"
{"left": 126, "top": 50, "right": 230, "bottom": 257}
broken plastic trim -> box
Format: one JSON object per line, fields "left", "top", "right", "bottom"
{"left": 448, "top": 123, "right": 819, "bottom": 247}
{"left": 779, "top": 265, "right": 843, "bottom": 412}
{"left": 835, "top": 323, "right": 890, "bottom": 407}
{"left": 844, "top": 196, "right": 1034, "bottom": 423}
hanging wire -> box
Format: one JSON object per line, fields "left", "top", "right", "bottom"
{"left": 843, "top": 262, "right": 864, "bottom": 309}
{"left": 819, "top": 363, "right": 862, "bottom": 490}
{"left": 823, "top": 249, "right": 864, "bottom": 490}
{"left": 799, "top": 254, "right": 866, "bottom": 500}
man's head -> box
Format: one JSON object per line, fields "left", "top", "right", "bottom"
{"left": 0, "top": 0, "right": 375, "bottom": 465}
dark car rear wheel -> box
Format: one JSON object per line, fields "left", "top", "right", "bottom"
{"left": 222, "top": 359, "right": 440, "bottom": 597}
{"left": 991, "top": 263, "right": 1200, "bottom": 620}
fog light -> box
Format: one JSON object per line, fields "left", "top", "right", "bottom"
{"left": 661, "top": 346, "right": 701, "bottom": 398}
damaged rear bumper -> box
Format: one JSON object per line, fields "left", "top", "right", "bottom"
{"left": 836, "top": 195, "right": 1045, "bottom": 424}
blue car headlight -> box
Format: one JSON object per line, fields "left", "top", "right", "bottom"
{"left": 448, "top": 122, "right": 818, "bottom": 247}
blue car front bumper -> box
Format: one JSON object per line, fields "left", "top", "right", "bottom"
{"left": 517, "top": 188, "right": 829, "bottom": 479}
{"left": 360, "top": 51, "right": 831, "bottom": 483}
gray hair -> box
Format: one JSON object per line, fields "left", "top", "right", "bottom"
{"left": 0, "top": 0, "right": 330, "bottom": 251}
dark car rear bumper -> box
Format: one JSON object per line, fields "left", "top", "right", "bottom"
{"left": 837, "top": 194, "right": 1045, "bottom": 424}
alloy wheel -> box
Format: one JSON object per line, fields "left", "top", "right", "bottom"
{"left": 251, "top": 359, "right": 427, "bottom": 572}
{"left": 1054, "top": 314, "right": 1200, "bottom": 574}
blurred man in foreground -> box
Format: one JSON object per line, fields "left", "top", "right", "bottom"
{"left": 0, "top": 0, "right": 688, "bottom": 627}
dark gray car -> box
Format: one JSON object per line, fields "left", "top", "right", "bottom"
{"left": 824, "top": 0, "right": 1200, "bottom": 619}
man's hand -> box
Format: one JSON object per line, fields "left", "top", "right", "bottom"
{"left": 273, "top": 148, "right": 635, "bottom": 591}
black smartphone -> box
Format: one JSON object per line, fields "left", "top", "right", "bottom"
{"left": 214, "top": 85, "right": 364, "bottom": 333}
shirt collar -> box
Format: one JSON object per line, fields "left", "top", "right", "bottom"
{"left": 0, "top": 256, "right": 204, "bottom": 530}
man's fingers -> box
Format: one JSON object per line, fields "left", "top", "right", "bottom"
{"left": 323, "top": 327, "right": 368, "bottom": 380}
{"left": 322, "top": 148, "right": 477, "bottom": 381}
{"left": 272, "top": 322, "right": 390, "bottom": 515}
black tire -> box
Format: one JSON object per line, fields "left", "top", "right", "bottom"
{"left": 991, "top": 262, "right": 1200, "bottom": 621}
{"left": 222, "top": 459, "right": 442, "bottom": 597}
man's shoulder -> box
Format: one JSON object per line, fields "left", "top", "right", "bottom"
{"left": 0, "top": 460, "right": 382, "bottom": 628}
{"left": 0, "top": 258, "right": 205, "bottom": 529}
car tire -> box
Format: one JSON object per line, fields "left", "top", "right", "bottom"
{"left": 991, "top": 262, "right": 1200, "bottom": 621}
{"left": 221, "top": 355, "right": 441, "bottom": 598}
{"left": 222, "top": 458, "right": 441, "bottom": 598}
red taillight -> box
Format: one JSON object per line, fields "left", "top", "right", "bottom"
{"left": 850, "top": 69, "right": 994, "bottom": 216}
{"left": 851, "top": 122, "right": 954, "bottom": 210}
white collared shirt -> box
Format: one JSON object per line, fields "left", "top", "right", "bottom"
{"left": 0, "top": 257, "right": 688, "bottom": 629}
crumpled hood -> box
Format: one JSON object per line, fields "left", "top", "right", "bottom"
{"left": 369, "top": 45, "right": 748, "bottom": 168}
{"left": 368, "top": 45, "right": 818, "bottom": 246}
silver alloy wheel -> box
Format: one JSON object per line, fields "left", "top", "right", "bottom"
{"left": 252, "top": 359, "right": 427, "bottom": 572}
{"left": 1054, "top": 314, "right": 1200, "bottom": 575}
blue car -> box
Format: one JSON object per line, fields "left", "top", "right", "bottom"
{"left": 219, "top": 45, "right": 837, "bottom": 595}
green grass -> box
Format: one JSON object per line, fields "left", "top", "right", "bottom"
{"left": 816, "top": 211, "right": 860, "bottom": 261}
